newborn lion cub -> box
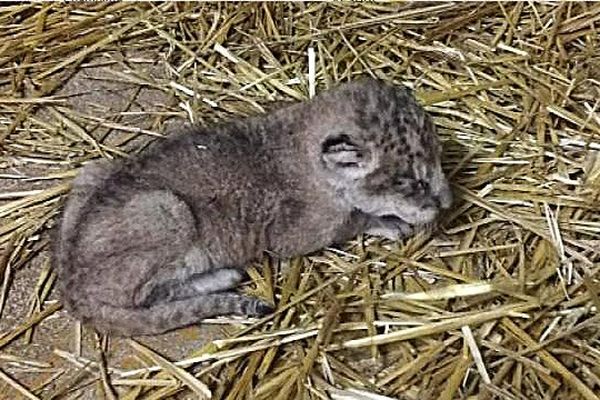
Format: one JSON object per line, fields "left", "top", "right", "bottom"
{"left": 53, "top": 78, "right": 452, "bottom": 336}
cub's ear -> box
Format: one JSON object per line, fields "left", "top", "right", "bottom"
{"left": 321, "top": 134, "right": 374, "bottom": 179}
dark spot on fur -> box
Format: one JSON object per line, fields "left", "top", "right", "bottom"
{"left": 382, "top": 120, "right": 391, "bottom": 132}
{"left": 369, "top": 114, "right": 380, "bottom": 127}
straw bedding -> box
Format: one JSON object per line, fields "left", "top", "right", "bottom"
{"left": 0, "top": 2, "right": 598, "bottom": 399}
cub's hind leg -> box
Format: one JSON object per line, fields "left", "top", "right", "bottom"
{"left": 62, "top": 188, "right": 199, "bottom": 312}
{"left": 95, "top": 293, "right": 274, "bottom": 336}
{"left": 137, "top": 267, "right": 245, "bottom": 307}
{"left": 134, "top": 238, "right": 250, "bottom": 306}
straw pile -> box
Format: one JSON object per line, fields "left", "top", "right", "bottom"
{"left": 0, "top": 2, "right": 599, "bottom": 399}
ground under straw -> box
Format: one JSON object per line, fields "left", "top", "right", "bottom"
{"left": 0, "top": 2, "right": 599, "bottom": 400}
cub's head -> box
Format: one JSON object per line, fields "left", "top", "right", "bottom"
{"left": 314, "top": 78, "right": 452, "bottom": 225}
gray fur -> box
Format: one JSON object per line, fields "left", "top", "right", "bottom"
{"left": 53, "top": 78, "right": 452, "bottom": 336}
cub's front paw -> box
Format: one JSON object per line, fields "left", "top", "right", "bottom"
{"left": 366, "top": 215, "right": 414, "bottom": 241}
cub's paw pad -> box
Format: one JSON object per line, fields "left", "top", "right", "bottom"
{"left": 248, "top": 299, "right": 275, "bottom": 317}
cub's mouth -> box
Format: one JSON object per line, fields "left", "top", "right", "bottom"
{"left": 379, "top": 214, "right": 406, "bottom": 224}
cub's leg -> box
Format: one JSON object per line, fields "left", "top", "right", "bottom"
{"left": 137, "top": 267, "right": 245, "bottom": 307}
{"left": 95, "top": 293, "right": 274, "bottom": 336}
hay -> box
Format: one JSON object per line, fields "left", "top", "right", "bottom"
{"left": 0, "top": 2, "right": 599, "bottom": 399}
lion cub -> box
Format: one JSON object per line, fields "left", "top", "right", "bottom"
{"left": 53, "top": 78, "right": 452, "bottom": 336}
